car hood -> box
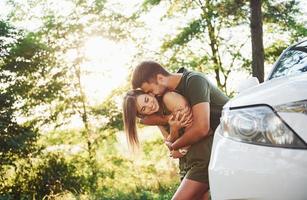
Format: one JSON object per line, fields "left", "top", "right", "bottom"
{"left": 226, "top": 72, "right": 307, "bottom": 108}
{"left": 225, "top": 72, "right": 307, "bottom": 143}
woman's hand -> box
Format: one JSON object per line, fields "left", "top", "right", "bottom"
{"left": 169, "top": 107, "right": 193, "bottom": 129}
{"left": 168, "top": 112, "right": 182, "bottom": 131}
{"left": 170, "top": 150, "right": 185, "bottom": 159}
{"left": 178, "top": 106, "right": 193, "bottom": 127}
{"left": 165, "top": 141, "right": 189, "bottom": 159}
{"left": 165, "top": 140, "right": 173, "bottom": 151}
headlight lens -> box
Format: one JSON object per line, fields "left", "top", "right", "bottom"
{"left": 275, "top": 100, "right": 307, "bottom": 115}
{"left": 220, "top": 106, "right": 307, "bottom": 148}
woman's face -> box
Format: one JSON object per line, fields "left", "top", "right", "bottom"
{"left": 136, "top": 93, "right": 160, "bottom": 115}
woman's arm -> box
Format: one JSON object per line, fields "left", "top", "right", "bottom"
{"left": 163, "top": 92, "right": 189, "bottom": 113}
{"left": 171, "top": 102, "right": 210, "bottom": 150}
{"left": 163, "top": 92, "right": 193, "bottom": 141}
{"left": 158, "top": 125, "right": 187, "bottom": 159}
{"left": 141, "top": 114, "right": 169, "bottom": 126}
{"left": 157, "top": 126, "right": 169, "bottom": 140}
{"left": 158, "top": 124, "right": 179, "bottom": 144}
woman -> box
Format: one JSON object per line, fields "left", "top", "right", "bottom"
{"left": 123, "top": 89, "right": 191, "bottom": 157}
{"left": 123, "top": 89, "right": 211, "bottom": 200}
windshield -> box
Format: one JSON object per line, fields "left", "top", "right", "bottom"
{"left": 270, "top": 42, "right": 307, "bottom": 80}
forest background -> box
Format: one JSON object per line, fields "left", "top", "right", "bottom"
{"left": 1, "top": 0, "right": 306, "bottom": 199}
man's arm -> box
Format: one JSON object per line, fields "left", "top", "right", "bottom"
{"left": 158, "top": 126, "right": 185, "bottom": 159}
{"left": 140, "top": 114, "right": 169, "bottom": 126}
{"left": 171, "top": 102, "right": 210, "bottom": 150}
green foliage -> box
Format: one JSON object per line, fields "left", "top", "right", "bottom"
{"left": 93, "top": 85, "right": 129, "bottom": 131}
{"left": 39, "top": 129, "right": 82, "bottom": 146}
{"left": 0, "top": 21, "right": 67, "bottom": 130}
{"left": 3, "top": 0, "right": 305, "bottom": 198}
{"left": 35, "top": 129, "right": 178, "bottom": 199}
{"left": 1, "top": 1, "right": 184, "bottom": 199}
{"left": 3, "top": 3, "right": 139, "bottom": 194}
{"left": 95, "top": 182, "right": 177, "bottom": 200}
{"left": 0, "top": 119, "right": 38, "bottom": 165}
{"left": 142, "top": 137, "right": 167, "bottom": 159}
{"left": 0, "top": 19, "right": 81, "bottom": 199}
{"left": 263, "top": 0, "right": 299, "bottom": 26}
{"left": 96, "top": 96, "right": 123, "bottom": 131}
{"left": 1, "top": 153, "right": 85, "bottom": 200}
{"left": 137, "top": 0, "right": 305, "bottom": 94}
{"left": 259, "top": 1, "right": 307, "bottom": 64}
{"left": 215, "top": 0, "right": 249, "bottom": 25}
{"left": 0, "top": 20, "right": 39, "bottom": 175}
{"left": 162, "top": 19, "right": 204, "bottom": 49}
{"left": 1, "top": 112, "right": 178, "bottom": 199}
{"left": 93, "top": 138, "right": 178, "bottom": 200}
{"left": 264, "top": 40, "right": 288, "bottom": 64}
{"left": 165, "top": 51, "right": 211, "bottom": 73}
{"left": 142, "top": 0, "right": 162, "bottom": 11}
{"left": 263, "top": 0, "right": 307, "bottom": 39}
{"left": 0, "top": 21, "right": 21, "bottom": 57}
{"left": 140, "top": 0, "right": 254, "bottom": 93}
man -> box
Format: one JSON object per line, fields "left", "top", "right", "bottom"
{"left": 131, "top": 61, "right": 229, "bottom": 200}
{"left": 132, "top": 61, "right": 228, "bottom": 149}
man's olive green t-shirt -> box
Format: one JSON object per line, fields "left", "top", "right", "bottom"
{"left": 175, "top": 68, "right": 229, "bottom": 131}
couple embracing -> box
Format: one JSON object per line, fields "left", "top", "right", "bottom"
{"left": 123, "top": 61, "right": 229, "bottom": 200}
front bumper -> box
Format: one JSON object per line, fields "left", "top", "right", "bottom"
{"left": 208, "top": 126, "right": 307, "bottom": 200}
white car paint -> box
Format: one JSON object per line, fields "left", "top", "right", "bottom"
{"left": 209, "top": 40, "right": 307, "bottom": 200}
{"left": 209, "top": 127, "right": 307, "bottom": 200}
{"left": 228, "top": 72, "right": 307, "bottom": 108}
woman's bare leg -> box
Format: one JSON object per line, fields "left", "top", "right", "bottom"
{"left": 171, "top": 178, "right": 209, "bottom": 200}
{"left": 197, "top": 190, "right": 209, "bottom": 200}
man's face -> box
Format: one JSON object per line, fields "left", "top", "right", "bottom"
{"left": 141, "top": 81, "right": 167, "bottom": 96}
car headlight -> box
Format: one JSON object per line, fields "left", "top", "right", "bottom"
{"left": 220, "top": 105, "right": 307, "bottom": 148}
{"left": 275, "top": 100, "right": 307, "bottom": 115}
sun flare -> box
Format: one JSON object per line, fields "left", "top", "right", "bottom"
{"left": 81, "top": 36, "right": 134, "bottom": 104}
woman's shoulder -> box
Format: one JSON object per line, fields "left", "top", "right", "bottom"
{"left": 162, "top": 91, "right": 187, "bottom": 112}
{"left": 162, "top": 91, "right": 181, "bottom": 102}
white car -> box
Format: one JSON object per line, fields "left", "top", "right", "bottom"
{"left": 209, "top": 39, "right": 307, "bottom": 200}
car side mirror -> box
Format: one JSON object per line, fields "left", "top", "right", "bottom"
{"left": 237, "top": 77, "right": 259, "bottom": 93}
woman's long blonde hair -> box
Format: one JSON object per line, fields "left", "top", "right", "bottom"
{"left": 122, "top": 89, "right": 145, "bottom": 149}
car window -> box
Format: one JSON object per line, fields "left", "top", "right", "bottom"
{"left": 270, "top": 45, "right": 307, "bottom": 80}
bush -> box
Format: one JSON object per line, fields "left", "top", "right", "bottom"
{"left": 4, "top": 153, "right": 85, "bottom": 200}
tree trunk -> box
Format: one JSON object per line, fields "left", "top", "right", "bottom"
{"left": 74, "top": 49, "right": 98, "bottom": 194}
{"left": 250, "top": 0, "right": 264, "bottom": 83}
{"left": 204, "top": 0, "right": 223, "bottom": 89}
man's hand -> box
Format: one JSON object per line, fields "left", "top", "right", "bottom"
{"left": 171, "top": 102, "right": 210, "bottom": 150}
{"left": 172, "top": 106, "right": 193, "bottom": 128}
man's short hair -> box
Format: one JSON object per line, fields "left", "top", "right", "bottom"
{"left": 132, "top": 61, "right": 170, "bottom": 89}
